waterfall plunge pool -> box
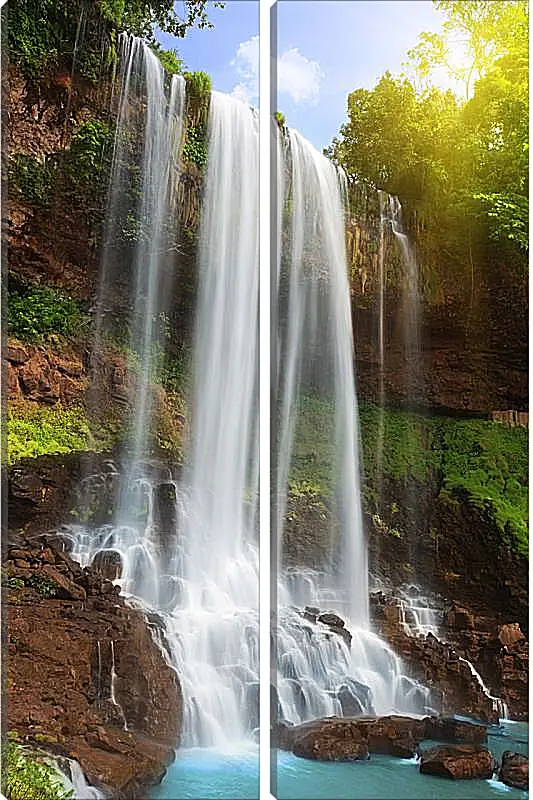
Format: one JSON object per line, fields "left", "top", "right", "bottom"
{"left": 151, "top": 722, "right": 527, "bottom": 799}
{"left": 150, "top": 745, "right": 259, "bottom": 799}
{"left": 275, "top": 721, "right": 528, "bottom": 800}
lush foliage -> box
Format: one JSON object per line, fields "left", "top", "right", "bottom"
{"left": 7, "top": 404, "right": 92, "bottom": 465}
{"left": 153, "top": 48, "right": 185, "bottom": 75}
{"left": 359, "top": 403, "right": 528, "bottom": 557}
{"left": 66, "top": 121, "right": 112, "bottom": 186}
{"left": 328, "top": 0, "right": 528, "bottom": 266}
{"left": 100, "top": 0, "right": 225, "bottom": 43}
{"left": 3, "top": 743, "right": 72, "bottom": 800}
{"left": 9, "top": 0, "right": 223, "bottom": 80}
{"left": 8, "top": 0, "right": 113, "bottom": 81}
{"left": 8, "top": 155, "right": 55, "bottom": 206}
{"left": 8, "top": 281, "right": 86, "bottom": 343}
{"left": 182, "top": 124, "right": 208, "bottom": 168}
{"left": 185, "top": 70, "right": 212, "bottom": 99}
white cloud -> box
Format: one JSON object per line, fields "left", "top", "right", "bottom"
{"left": 278, "top": 48, "right": 324, "bottom": 104}
{"left": 231, "top": 35, "right": 259, "bottom": 104}
{"left": 229, "top": 37, "right": 324, "bottom": 106}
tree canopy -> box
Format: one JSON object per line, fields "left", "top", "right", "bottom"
{"left": 328, "top": 0, "right": 528, "bottom": 258}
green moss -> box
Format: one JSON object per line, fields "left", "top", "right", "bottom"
{"left": 433, "top": 417, "right": 528, "bottom": 557}
{"left": 359, "top": 404, "right": 528, "bottom": 558}
{"left": 286, "top": 395, "right": 528, "bottom": 558}
{"left": 66, "top": 120, "right": 112, "bottom": 187}
{"left": 8, "top": 280, "right": 86, "bottom": 343}
{"left": 286, "top": 394, "right": 336, "bottom": 498}
{"left": 3, "top": 742, "right": 73, "bottom": 800}
{"left": 7, "top": 404, "right": 91, "bottom": 465}
{"left": 359, "top": 404, "right": 429, "bottom": 482}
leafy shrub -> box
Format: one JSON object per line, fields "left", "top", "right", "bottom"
{"left": 8, "top": 0, "right": 112, "bottom": 82}
{"left": 9, "top": 155, "right": 55, "bottom": 206}
{"left": 274, "top": 111, "right": 286, "bottom": 127}
{"left": 26, "top": 574, "right": 58, "bottom": 598}
{"left": 182, "top": 125, "right": 208, "bottom": 169}
{"left": 8, "top": 404, "right": 91, "bottom": 465}
{"left": 8, "top": 282, "right": 86, "bottom": 343}
{"left": 8, "top": 0, "right": 62, "bottom": 79}
{"left": 153, "top": 48, "right": 185, "bottom": 75}
{"left": 184, "top": 70, "right": 211, "bottom": 99}
{"left": 4, "top": 742, "right": 73, "bottom": 800}
{"left": 67, "top": 121, "right": 112, "bottom": 186}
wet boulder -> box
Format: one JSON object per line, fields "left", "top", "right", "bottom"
{"left": 499, "top": 751, "right": 528, "bottom": 790}
{"left": 336, "top": 679, "right": 374, "bottom": 716}
{"left": 290, "top": 719, "right": 369, "bottom": 761}
{"left": 424, "top": 716, "right": 487, "bottom": 744}
{"left": 420, "top": 744, "right": 494, "bottom": 779}
{"left": 91, "top": 550, "right": 123, "bottom": 582}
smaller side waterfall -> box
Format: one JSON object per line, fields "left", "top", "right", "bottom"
{"left": 386, "top": 195, "right": 423, "bottom": 404}
{"left": 459, "top": 658, "right": 509, "bottom": 720}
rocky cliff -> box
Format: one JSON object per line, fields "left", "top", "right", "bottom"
{"left": 7, "top": 533, "right": 181, "bottom": 797}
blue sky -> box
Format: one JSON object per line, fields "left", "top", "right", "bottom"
{"left": 158, "top": 1, "right": 451, "bottom": 150}
{"left": 275, "top": 1, "right": 450, "bottom": 149}
{"left": 157, "top": 2, "right": 259, "bottom": 96}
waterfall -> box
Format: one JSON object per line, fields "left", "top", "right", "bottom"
{"left": 163, "top": 91, "right": 259, "bottom": 747}
{"left": 387, "top": 195, "right": 423, "bottom": 404}
{"left": 64, "top": 68, "right": 259, "bottom": 749}
{"left": 276, "top": 128, "right": 367, "bottom": 624}
{"left": 274, "top": 128, "right": 432, "bottom": 724}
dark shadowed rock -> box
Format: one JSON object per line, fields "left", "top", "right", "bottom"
{"left": 499, "top": 751, "right": 528, "bottom": 790}
{"left": 91, "top": 550, "right": 123, "bottom": 582}
{"left": 420, "top": 744, "right": 494, "bottom": 780}
{"left": 424, "top": 717, "right": 487, "bottom": 744}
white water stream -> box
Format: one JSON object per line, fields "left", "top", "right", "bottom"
{"left": 65, "top": 68, "right": 260, "bottom": 749}
{"left": 274, "top": 129, "right": 432, "bottom": 725}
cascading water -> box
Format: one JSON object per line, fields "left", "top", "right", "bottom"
{"left": 274, "top": 128, "right": 432, "bottom": 724}
{"left": 64, "top": 58, "right": 259, "bottom": 753}
{"left": 276, "top": 128, "right": 367, "bottom": 623}
{"left": 162, "top": 91, "right": 259, "bottom": 747}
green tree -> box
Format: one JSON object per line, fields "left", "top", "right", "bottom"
{"left": 407, "top": 0, "right": 528, "bottom": 100}
{"left": 101, "top": 0, "right": 225, "bottom": 44}
{"left": 329, "top": 0, "right": 527, "bottom": 258}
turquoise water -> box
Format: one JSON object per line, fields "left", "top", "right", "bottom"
{"left": 151, "top": 723, "right": 527, "bottom": 799}
{"left": 151, "top": 746, "right": 259, "bottom": 800}
{"left": 275, "top": 722, "right": 528, "bottom": 800}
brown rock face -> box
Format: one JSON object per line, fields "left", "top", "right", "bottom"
{"left": 7, "top": 342, "right": 87, "bottom": 406}
{"left": 275, "top": 716, "right": 429, "bottom": 761}
{"left": 291, "top": 720, "right": 369, "bottom": 761}
{"left": 7, "top": 537, "right": 181, "bottom": 798}
{"left": 497, "top": 624, "right": 526, "bottom": 649}
{"left": 499, "top": 751, "right": 528, "bottom": 791}
{"left": 423, "top": 718, "right": 487, "bottom": 745}
{"left": 420, "top": 744, "right": 494, "bottom": 780}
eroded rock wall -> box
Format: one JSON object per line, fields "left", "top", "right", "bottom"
{"left": 7, "top": 535, "right": 181, "bottom": 797}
